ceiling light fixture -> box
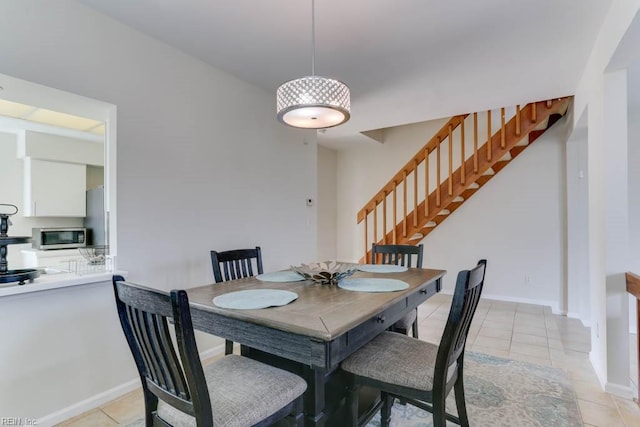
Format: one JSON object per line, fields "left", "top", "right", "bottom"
{"left": 276, "top": 0, "right": 350, "bottom": 129}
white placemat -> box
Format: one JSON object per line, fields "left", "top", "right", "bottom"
{"left": 357, "top": 264, "right": 408, "bottom": 273}
{"left": 338, "top": 278, "right": 409, "bottom": 292}
{"left": 213, "top": 289, "right": 298, "bottom": 309}
{"left": 256, "top": 270, "right": 304, "bottom": 282}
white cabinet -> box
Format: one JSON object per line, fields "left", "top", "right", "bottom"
{"left": 23, "top": 158, "right": 86, "bottom": 217}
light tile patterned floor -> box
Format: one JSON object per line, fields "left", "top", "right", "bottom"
{"left": 57, "top": 295, "right": 640, "bottom": 426}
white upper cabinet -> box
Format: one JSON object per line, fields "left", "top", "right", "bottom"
{"left": 23, "top": 158, "right": 86, "bottom": 217}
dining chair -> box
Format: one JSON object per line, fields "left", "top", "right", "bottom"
{"left": 341, "top": 259, "right": 487, "bottom": 427}
{"left": 112, "top": 275, "right": 307, "bottom": 427}
{"left": 371, "top": 243, "right": 424, "bottom": 338}
{"left": 210, "top": 246, "right": 264, "bottom": 283}
{"left": 210, "top": 246, "right": 264, "bottom": 354}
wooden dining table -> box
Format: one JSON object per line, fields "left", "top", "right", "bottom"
{"left": 185, "top": 267, "right": 446, "bottom": 426}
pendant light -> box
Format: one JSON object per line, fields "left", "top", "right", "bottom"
{"left": 276, "top": 0, "right": 350, "bottom": 129}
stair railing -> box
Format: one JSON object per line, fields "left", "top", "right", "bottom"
{"left": 357, "top": 98, "right": 570, "bottom": 262}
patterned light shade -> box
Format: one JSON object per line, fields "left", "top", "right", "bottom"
{"left": 276, "top": 76, "right": 350, "bottom": 129}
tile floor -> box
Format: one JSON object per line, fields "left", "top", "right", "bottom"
{"left": 58, "top": 294, "right": 640, "bottom": 426}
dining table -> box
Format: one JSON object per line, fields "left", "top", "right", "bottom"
{"left": 185, "top": 266, "right": 446, "bottom": 426}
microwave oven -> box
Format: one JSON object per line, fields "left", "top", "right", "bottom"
{"left": 32, "top": 227, "right": 87, "bottom": 250}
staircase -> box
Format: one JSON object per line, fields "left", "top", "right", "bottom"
{"left": 357, "top": 97, "right": 571, "bottom": 263}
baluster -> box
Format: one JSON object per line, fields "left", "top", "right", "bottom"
{"left": 413, "top": 160, "right": 418, "bottom": 228}
{"left": 364, "top": 210, "right": 368, "bottom": 262}
{"left": 515, "top": 105, "right": 521, "bottom": 137}
{"left": 392, "top": 182, "right": 397, "bottom": 244}
{"left": 448, "top": 124, "right": 453, "bottom": 196}
{"left": 382, "top": 191, "right": 387, "bottom": 244}
{"left": 402, "top": 170, "right": 407, "bottom": 237}
{"left": 487, "top": 110, "right": 492, "bottom": 162}
{"left": 473, "top": 112, "right": 478, "bottom": 173}
{"left": 460, "top": 117, "right": 466, "bottom": 184}
{"left": 373, "top": 202, "right": 378, "bottom": 247}
{"left": 436, "top": 138, "right": 441, "bottom": 207}
{"left": 424, "top": 148, "right": 429, "bottom": 217}
{"left": 500, "top": 107, "right": 506, "bottom": 148}
{"left": 531, "top": 102, "right": 537, "bottom": 122}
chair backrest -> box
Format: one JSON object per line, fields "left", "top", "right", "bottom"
{"left": 112, "top": 275, "right": 213, "bottom": 424}
{"left": 434, "top": 260, "right": 487, "bottom": 389}
{"left": 371, "top": 244, "right": 423, "bottom": 267}
{"left": 210, "top": 246, "right": 264, "bottom": 283}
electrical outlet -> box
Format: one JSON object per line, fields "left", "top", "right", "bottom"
{"left": 524, "top": 274, "right": 531, "bottom": 285}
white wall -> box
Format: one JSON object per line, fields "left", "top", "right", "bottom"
{"left": 629, "top": 107, "right": 640, "bottom": 334}
{"left": 317, "top": 145, "right": 338, "bottom": 260}
{"left": 629, "top": 108, "right": 640, "bottom": 273}
{"left": 601, "top": 70, "right": 630, "bottom": 390}
{"left": 0, "top": 131, "right": 83, "bottom": 268}
{"left": 0, "top": 281, "right": 132, "bottom": 420}
{"left": 565, "top": 123, "right": 590, "bottom": 323}
{"left": 336, "top": 115, "right": 568, "bottom": 309}
{"left": 572, "top": 0, "right": 640, "bottom": 394}
{"left": 0, "top": 0, "right": 317, "bottom": 420}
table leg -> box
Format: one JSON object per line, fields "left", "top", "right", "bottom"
{"left": 302, "top": 365, "right": 327, "bottom": 427}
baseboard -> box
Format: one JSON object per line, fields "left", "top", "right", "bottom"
{"left": 589, "top": 351, "right": 607, "bottom": 389}
{"left": 37, "top": 378, "right": 141, "bottom": 426}
{"left": 631, "top": 379, "right": 639, "bottom": 399}
{"left": 551, "top": 306, "right": 566, "bottom": 316}
{"left": 198, "top": 342, "right": 226, "bottom": 361}
{"left": 605, "top": 382, "right": 635, "bottom": 399}
{"left": 566, "top": 312, "right": 592, "bottom": 327}
{"left": 580, "top": 318, "right": 591, "bottom": 327}
{"left": 441, "top": 290, "right": 558, "bottom": 311}
{"left": 38, "top": 342, "right": 226, "bottom": 426}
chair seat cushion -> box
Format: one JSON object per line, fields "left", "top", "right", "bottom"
{"left": 393, "top": 308, "right": 417, "bottom": 331}
{"left": 157, "top": 355, "right": 307, "bottom": 426}
{"left": 341, "top": 331, "right": 438, "bottom": 392}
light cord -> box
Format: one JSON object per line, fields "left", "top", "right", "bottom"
{"left": 311, "top": 0, "right": 315, "bottom": 76}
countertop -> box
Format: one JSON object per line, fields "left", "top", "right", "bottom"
{"left": 0, "top": 270, "right": 121, "bottom": 297}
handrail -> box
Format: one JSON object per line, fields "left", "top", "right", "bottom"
{"left": 626, "top": 271, "right": 640, "bottom": 299}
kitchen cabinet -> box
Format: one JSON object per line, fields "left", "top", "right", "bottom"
{"left": 23, "top": 158, "right": 86, "bottom": 217}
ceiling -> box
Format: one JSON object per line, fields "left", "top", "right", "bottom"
{"left": 77, "top": 0, "right": 614, "bottom": 149}
{"left": 0, "top": 98, "right": 105, "bottom": 136}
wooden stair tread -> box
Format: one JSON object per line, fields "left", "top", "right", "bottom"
{"left": 482, "top": 168, "right": 495, "bottom": 176}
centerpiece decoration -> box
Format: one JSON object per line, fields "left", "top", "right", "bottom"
{"left": 290, "top": 261, "right": 357, "bottom": 286}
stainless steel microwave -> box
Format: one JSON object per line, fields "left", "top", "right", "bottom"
{"left": 32, "top": 227, "right": 87, "bottom": 250}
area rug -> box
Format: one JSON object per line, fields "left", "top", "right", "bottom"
{"left": 365, "top": 351, "right": 583, "bottom": 427}
{"left": 125, "top": 352, "right": 582, "bottom": 427}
